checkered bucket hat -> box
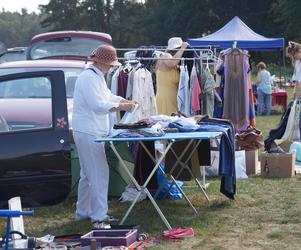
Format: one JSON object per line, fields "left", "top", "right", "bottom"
{"left": 89, "top": 44, "right": 120, "bottom": 66}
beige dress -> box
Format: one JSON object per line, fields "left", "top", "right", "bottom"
{"left": 156, "top": 67, "right": 180, "bottom": 115}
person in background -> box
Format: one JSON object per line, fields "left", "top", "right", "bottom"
{"left": 155, "top": 37, "right": 188, "bottom": 115}
{"left": 255, "top": 62, "right": 272, "bottom": 115}
{"left": 287, "top": 41, "right": 301, "bottom": 99}
{"left": 72, "top": 44, "right": 137, "bottom": 229}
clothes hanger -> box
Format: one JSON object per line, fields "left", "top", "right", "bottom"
{"left": 231, "top": 48, "right": 241, "bottom": 55}
{"left": 206, "top": 57, "right": 209, "bottom": 70}
{"left": 181, "top": 58, "right": 185, "bottom": 66}
{"left": 123, "top": 61, "right": 132, "bottom": 72}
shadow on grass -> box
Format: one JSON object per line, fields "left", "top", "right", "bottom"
{"left": 208, "top": 200, "right": 232, "bottom": 211}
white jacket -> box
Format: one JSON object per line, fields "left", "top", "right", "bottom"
{"left": 72, "top": 65, "right": 123, "bottom": 137}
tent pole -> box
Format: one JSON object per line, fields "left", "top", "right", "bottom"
{"left": 282, "top": 47, "right": 286, "bottom": 83}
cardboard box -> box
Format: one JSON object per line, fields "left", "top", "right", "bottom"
{"left": 245, "top": 149, "right": 260, "bottom": 175}
{"left": 261, "top": 152, "right": 295, "bottom": 178}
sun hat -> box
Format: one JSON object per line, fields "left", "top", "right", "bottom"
{"left": 166, "top": 37, "right": 183, "bottom": 51}
{"left": 89, "top": 44, "right": 120, "bottom": 66}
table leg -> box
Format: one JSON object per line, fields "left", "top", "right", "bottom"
{"left": 109, "top": 141, "right": 173, "bottom": 229}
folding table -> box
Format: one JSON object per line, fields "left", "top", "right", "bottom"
{"left": 95, "top": 131, "right": 222, "bottom": 229}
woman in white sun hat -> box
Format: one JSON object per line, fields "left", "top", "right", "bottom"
{"left": 72, "top": 44, "right": 137, "bottom": 229}
{"left": 155, "top": 37, "right": 188, "bottom": 115}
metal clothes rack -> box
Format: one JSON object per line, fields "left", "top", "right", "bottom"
{"left": 115, "top": 46, "right": 220, "bottom": 66}
{"left": 117, "top": 57, "right": 198, "bottom": 60}
{"left": 113, "top": 47, "right": 217, "bottom": 190}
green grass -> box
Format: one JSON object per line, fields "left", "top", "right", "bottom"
{"left": 1, "top": 89, "right": 299, "bottom": 249}
{"left": 2, "top": 177, "right": 301, "bottom": 249}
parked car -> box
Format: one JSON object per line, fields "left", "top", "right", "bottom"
{"left": 26, "top": 30, "right": 112, "bottom": 61}
{"left": 0, "top": 59, "right": 87, "bottom": 207}
{"left": 0, "top": 42, "right": 6, "bottom": 57}
{"left": 0, "top": 47, "right": 27, "bottom": 63}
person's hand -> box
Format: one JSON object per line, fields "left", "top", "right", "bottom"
{"left": 120, "top": 99, "right": 139, "bottom": 106}
{"left": 181, "top": 42, "right": 189, "bottom": 49}
{"left": 119, "top": 102, "right": 136, "bottom": 112}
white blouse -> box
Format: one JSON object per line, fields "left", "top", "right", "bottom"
{"left": 292, "top": 60, "right": 301, "bottom": 83}
{"left": 131, "top": 68, "right": 157, "bottom": 122}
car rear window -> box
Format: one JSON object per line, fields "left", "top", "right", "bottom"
{"left": 28, "top": 37, "right": 107, "bottom": 60}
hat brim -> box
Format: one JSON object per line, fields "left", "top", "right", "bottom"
{"left": 89, "top": 55, "right": 121, "bottom": 66}
{"left": 166, "top": 45, "right": 181, "bottom": 51}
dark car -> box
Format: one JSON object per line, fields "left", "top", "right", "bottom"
{"left": 0, "top": 47, "right": 27, "bottom": 63}
{"left": 0, "top": 59, "right": 87, "bottom": 207}
{"left": 26, "top": 30, "right": 112, "bottom": 61}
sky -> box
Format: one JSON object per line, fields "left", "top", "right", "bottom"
{"left": 0, "top": 0, "right": 50, "bottom": 13}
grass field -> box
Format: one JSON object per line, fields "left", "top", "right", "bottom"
{"left": 0, "top": 88, "right": 299, "bottom": 249}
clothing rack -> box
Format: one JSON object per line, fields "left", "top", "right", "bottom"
{"left": 117, "top": 57, "right": 198, "bottom": 61}
{"left": 115, "top": 46, "right": 217, "bottom": 51}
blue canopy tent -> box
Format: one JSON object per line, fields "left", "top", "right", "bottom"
{"left": 188, "top": 16, "right": 284, "bottom": 51}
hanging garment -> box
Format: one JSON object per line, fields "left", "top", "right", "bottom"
{"left": 249, "top": 90, "right": 255, "bottom": 128}
{"left": 275, "top": 100, "right": 297, "bottom": 144}
{"left": 248, "top": 70, "right": 255, "bottom": 127}
{"left": 222, "top": 49, "right": 250, "bottom": 131}
{"left": 168, "top": 118, "right": 236, "bottom": 199}
{"left": 156, "top": 68, "right": 180, "bottom": 115}
{"left": 109, "top": 67, "right": 121, "bottom": 126}
{"left": 131, "top": 67, "right": 157, "bottom": 122}
{"left": 291, "top": 100, "right": 301, "bottom": 141}
{"left": 110, "top": 67, "right": 120, "bottom": 96}
{"left": 190, "top": 65, "right": 201, "bottom": 115}
{"left": 264, "top": 101, "right": 294, "bottom": 152}
{"left": 118, "top": 69, "right": 130, "bottom": 118}
{"left": 200, "top": 68, "right": 215, "bottom": 117}
{"left": 118, "top": 69, "right": 129, "bottom": 99}
{"left": 156, "top": 67, "right": 180, "bottom": 115}
{"left": 214, "top": 64, "right": 225, "bottom": 118}
{"left": 177, "top": 64, "right": 190, "bottom": 116}
{"left": 125, "top": 68, "right": 136, "bottom": 100}
{"left": 133, "top": 141, "right": 158, "bottom": 192}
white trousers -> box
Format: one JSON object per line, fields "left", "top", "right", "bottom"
{"left": 73, "top": 131, "right": 109, "bottom": 222}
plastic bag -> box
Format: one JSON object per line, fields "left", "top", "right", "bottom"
{"left": 156, "top": 163, "right": 184, "bottom": 200}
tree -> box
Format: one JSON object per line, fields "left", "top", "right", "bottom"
{"left": 110, "top": 0, "right": 146, "bottom": 47}
{"left": 272, "top": 0, "right": 301, "bottom": 41}
{"left": 0, "top": 9, "right": 48, "bottom": 47}
{"left": 78, "top": 0, "right": 109, "bottom": 32}
{"left": 40, "top": 0, "right": 80, "bottom": 30}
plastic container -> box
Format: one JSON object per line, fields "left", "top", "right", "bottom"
{"left": 81, "top": 229, "right": 138, "bottom": 247}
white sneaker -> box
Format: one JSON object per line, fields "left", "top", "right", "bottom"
{"left": 103, "top": 215, "right": 118, "bottom": 222}
{"left": 92, "top": 221, "right": 111, "bottom": 229}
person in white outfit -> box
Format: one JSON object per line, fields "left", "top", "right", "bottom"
{"left": 287, "top": 41, "right": 301, "bottom": 99}
{"left": 72, "top": 44, "right": 137, "bottom": 229}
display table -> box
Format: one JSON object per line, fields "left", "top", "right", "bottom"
{"left": 95, "top": 131, "right": 222, "bottom": 229}
{"left": 252, "top": 84, "right": 288, "bottom": 111}
{"left": 271, "top": 91, "right": 288, "bottom": 110}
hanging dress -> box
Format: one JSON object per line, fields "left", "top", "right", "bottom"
{"left": 156, "top": 67, "right": 180, "bottom": 115}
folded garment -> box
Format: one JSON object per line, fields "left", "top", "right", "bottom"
{"left": 269, "top": 146, "right": 285, "bottom": 153}
{"left": 114, "top": 120, "right": 154, "bottom": 129}
{"left": 235, "top": 127, "right": 264, "bottom": 150}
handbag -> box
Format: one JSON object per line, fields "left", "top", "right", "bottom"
{"left": 235, "top": 127, "right": 264, "bottom": 151}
